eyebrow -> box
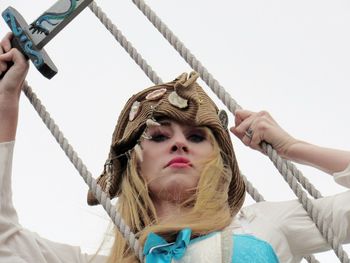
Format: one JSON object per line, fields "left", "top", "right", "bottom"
{"left": 158, "top": 119, "right": 171, "bottom": 126}
{"left": 157, "top": 119, "right": 206, "bottom": 132}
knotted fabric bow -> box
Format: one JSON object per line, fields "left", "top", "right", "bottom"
{"left": 143, "top": 228, "right": 192, "bottom": 263}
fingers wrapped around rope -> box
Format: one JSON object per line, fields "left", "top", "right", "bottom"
{"left": 230, "top": 109, "right": 263, "bottom": 152}
{"left": 230, "top": 109, "right": 298, "bottom": 157}
{"left": 242, "top": 124, "right": 264, "bottom": 153}
{"left": 0, "top": 33, "right": 29, "bottom": 90}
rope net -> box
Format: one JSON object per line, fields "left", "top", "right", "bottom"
{"left": 19, "top": 1, "right": 349, "bottom": 262}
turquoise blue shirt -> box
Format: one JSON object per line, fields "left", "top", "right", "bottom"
{"left": 143, "top": 228, "right": 279, "bottom": 263}
{"left": 233, "top": 234, "right": 279, "bottom": 263}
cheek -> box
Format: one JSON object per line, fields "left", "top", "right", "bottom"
{"left": 138, "top": 143, "right": 163, "bottom": 182}
{"left": 191, "top": 143, "right": 214, "bottom": 172}
{"left": 139, "top": 158, "right": 153, "bottom": 182}
{"left": 197, "top": 142, "right": 214, "bottom": 159}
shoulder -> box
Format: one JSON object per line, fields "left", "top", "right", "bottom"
{"left": 237, "top": 202, "right": 299, "bottom": 262}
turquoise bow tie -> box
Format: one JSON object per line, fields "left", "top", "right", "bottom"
{"left": 143, "top": 228, "right": 192, "bottom": 263}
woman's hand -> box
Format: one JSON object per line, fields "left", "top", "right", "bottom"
{"left": 231, "top": 109, "right": 350, "bottom": 174}
{"left": 0, "top": 33, "right": 29, "bottom": 142}
{"left": 0, "top": 32, "right": 29, "bottom": 99}
{"left": 230, "top": 109, "right": 299, "bottom": 158}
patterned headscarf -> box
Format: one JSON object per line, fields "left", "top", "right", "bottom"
{"left": 87, "top": 72, "right": 245, "bottom": 216}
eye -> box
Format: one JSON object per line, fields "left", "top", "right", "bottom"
{"left": 188, "top": 133, "right": 206, "bottom": 143}
{"left": 150, "top": 133, "right": 169, "bottom": 142}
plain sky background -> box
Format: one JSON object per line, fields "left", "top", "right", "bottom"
{"left": 1, "top": 0, "right": 350, "bottom": 261}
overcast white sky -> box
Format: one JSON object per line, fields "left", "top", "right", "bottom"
{"left": 1, "top": 0, "right": 350, "bottom": 261}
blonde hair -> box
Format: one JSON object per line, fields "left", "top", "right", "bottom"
{"left": 107, "top": 128, "right": 232, "bottom": 263}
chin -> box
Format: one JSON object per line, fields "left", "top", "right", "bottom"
{"left": 149, "top": 175, "right": 199, "bottom": 201}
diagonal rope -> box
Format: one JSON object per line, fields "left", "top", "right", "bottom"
{"left": 22, "top": 83, "right": 144, "bottom": 262}
{"left": 88, "top": 2, "right": 162, "bottom": 86}
{"left": 16, "top": 3, "right": 265, "bottom": 262}
{"left": 305, "top": 255, "right": 320, "bottom": 263}
{"left": 19, "top": 1, "right": 339, "bottom": 262}
{"left": 263, "top": 144, "right": 345, "bottom": 262}
{"left": 131, "top": 0, "right": 321, "bottom": 200}
{"left": 286, "top": 160, "right": 323, "bottom": 198}
{"left": 87, "top": 1, "right": 322, "bottom": 262}
{"left": 86, "top": 1, "right": 340, "bottom": 262}
{"left": 130, "top": 0, "right": 348, "bottom": 261}
{"left": 87, "top": 1, "right": 265, "bottom": 204}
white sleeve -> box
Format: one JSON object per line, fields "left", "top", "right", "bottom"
{"left": 0, "top": 141, "right": 106, "bottom": 263}
{"left": 334, "top": 163, "right": 350, "bottom": 187}
{"left": 241, "top": 164, "right": 350, "bottom": 260}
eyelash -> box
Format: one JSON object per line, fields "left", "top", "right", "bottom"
{"left": 188, "top": 134, "right": 205, "bottom": 143}
{"left": 149, "top": 132, "right": 206, "bottom": 143}
{"left": 150, "top": 133, "right": 168, "bottom": 142}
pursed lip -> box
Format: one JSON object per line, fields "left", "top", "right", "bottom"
{"left": 166, "top": 157, "right": 192, "bottom": 168}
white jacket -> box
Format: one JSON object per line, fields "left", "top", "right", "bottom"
{"left": 1, "top": 141, "right": 350, "bottom": 263}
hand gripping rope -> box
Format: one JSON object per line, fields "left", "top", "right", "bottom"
{"left": 20, "top": 1, "right": 349, "bottom": 262}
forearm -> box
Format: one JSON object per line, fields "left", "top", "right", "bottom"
{"left": 0, "top": 95, "right": 19, "bottom": 143}
{"left": 284, "top": 141, "right": 350, "bottom": 175}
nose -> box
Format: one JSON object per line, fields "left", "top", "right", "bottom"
{"left": 170, "top": 133, "right": 189, "bottom": 153}
{"left": 171, "top": 142, "right": 189, "bottom": 153}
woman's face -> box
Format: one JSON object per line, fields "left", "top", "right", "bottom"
{"left": 139, "top": 120, "right": 214, "bottom": 202}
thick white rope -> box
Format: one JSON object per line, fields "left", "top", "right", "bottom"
{"left": 130, "top": 0, "right": 349, "bottom": 261}
{"left": 87, "top": 2, "right": 322, "bottom": 262}
{"left": 263, "top": 144, "right": 345, "bottom": 262}
{"left": 131, "top": 0, "right": 321, "bottom": 201}
{"left": 17, "top": 3, "right": 265, "bottom": 262}
{"left": 89, "top": 2, "right": 162, "bottom": 85}
{"left": 87, "top": 1, "right": 329, "bottom": 261}
{"left": 22, "top": 83, "right": 144, "bottom": 262}
{"left": 87, "top": 0, "right": 265, "bottom": 204}
{"left": 18, "top": 1, "right": 339, "bottom": 262}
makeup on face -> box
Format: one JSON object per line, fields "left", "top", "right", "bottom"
{"left": 145, "top": 120, "right": 208, "bottom": 145}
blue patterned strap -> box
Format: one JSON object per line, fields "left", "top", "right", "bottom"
{"left": 232, "top": 234, "right": 280, "bottom": 263}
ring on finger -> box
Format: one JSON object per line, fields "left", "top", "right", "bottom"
{"left": 245, "top": 127, "right": 254, "bottom": 140}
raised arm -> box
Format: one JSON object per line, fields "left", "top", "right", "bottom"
{"left": 0, "top": 33, "right": 106, "bottom": 263}
{"left": 0, "top": 32, "right": 29, "bottom": 143}
{"left": 230, "top": 109, "right": 350, "bottom": 175}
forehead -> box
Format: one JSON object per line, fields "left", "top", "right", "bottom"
{"left": 155, "top": 118, "right": 204, "bottom": 130}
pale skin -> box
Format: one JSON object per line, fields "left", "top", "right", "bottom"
{"left": 230, "top": 110, "right": 350, "bottom": 175}
{"left": 0, "top": 33, "right": 29, "bottom": 142}
{"left": 1, "top": 33, "right": 350, "bottom": 221}
{"left": 139, "top": 120, "right": 213, "bottom": 221}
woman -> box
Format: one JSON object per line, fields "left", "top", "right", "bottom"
{"left": 1, "top": 33, "right": 350, "bottom": 263}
